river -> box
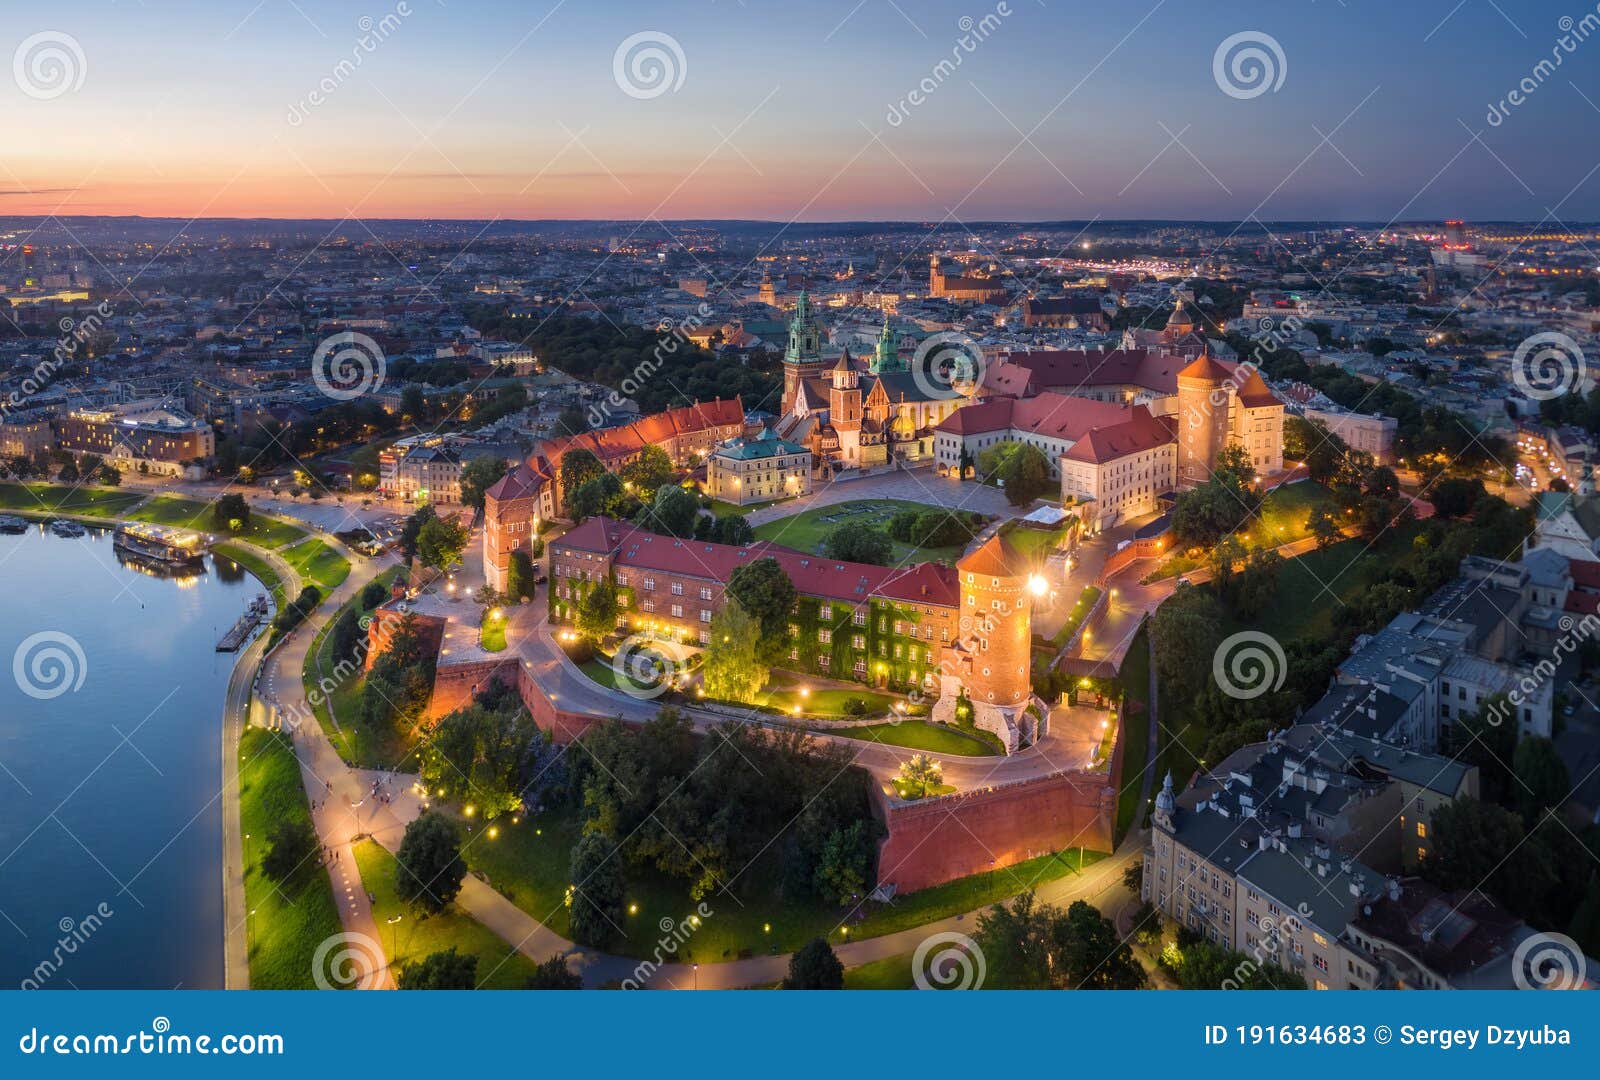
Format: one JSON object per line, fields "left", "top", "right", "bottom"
{"left": 0, "top": 522, "right": 263, "bottom": 990}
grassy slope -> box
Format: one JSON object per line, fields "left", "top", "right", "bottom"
{"left": 280, "top": 537, "right": 351, "bottom": 592}
{"left": 303, "top": 566, "right": 408, "bottom": 768}
{"left": 464, "top": 807, "right": 1103, "bottom": 964}
{"left": 0, "top": 482, "right": 144, "bottom": 516}
{"left": 238, "top": 728, "right": 342, "bottom": 989}
{"left": 353, "top": 839, "right": 541, "bottom": 990}
{"left": 129, "top": 494, "right": 306, "bottom": 548}
{"left": 752, "top": 499, "right": 972, "bottom": 566}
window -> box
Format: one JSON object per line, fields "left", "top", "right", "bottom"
{"left": 699, "top": 609, "right": 712, "bottom": 623}
{"left": 1415, "top": 821, "right": 1427, "bottom": 838}
{"left": 670, "top": 604, "right": 683, "bottom": 618}
{"left": 788, "top": 623, "right": 800, "bottom": 638}
{"left": 819, "top": 604, "right": 831, "bottom": 621}
{"left": 643, "top": 577, "right": 656, "bottom": 591}
{"left": 699, "top": 587, "right": 713, "bottom": 600}
{"left": 852, "top": 635, "right": 865, "bottom": 650}
{"left": 853, "top": 608, "right": 867, "bottom": 626}
{"left": 671, "top": 582, "right": 684, "bottom": 596}
{"left": 818, "top": 629, "right": 832, "bottom": 644}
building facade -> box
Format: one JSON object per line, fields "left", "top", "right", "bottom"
{"left": 704, "top": 428, "right": 812, "bottom": 505}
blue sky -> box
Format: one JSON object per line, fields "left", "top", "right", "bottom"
{"left": 4, "top": 0, "right": 1597, "bottom": 220}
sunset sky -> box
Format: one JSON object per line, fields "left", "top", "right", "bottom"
{"left": 4, "top": 0, "right": 1597, "bottom": 221}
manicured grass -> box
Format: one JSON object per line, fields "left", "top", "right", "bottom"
{"left": 238, "top": 727, "right": 342, "bottom": 989}
{"left": 1248, "top": 521, "right": 1425, "bottom": 643}
{"left": 352, "top": 839, "right": 541, "bottom": 990}
{"left": 129, "top": 494, "right": 307, "bottom": 548}
{"left": 480, "top": 612, "right": 507, "bottom": 652}
{"left": 463, "top": 805, "right": 1106, "bottom": 965}
{"left": 891, "top": 779, "right": 958, "bottom": 800}
{"left": 281, "top": 537, "right": 351, "bottom": 592}
{"left": 824, "top": 720, "right": 1003, "bottom": 757}
{"left": 759, "top": 682, "right": 909, "bottom": 718}
{"left": 213, "top": 541, "right": 285, "bottom": 609}
{"left": 1049, "top": 584, "right": 1103, "bottom": 648}
{"left": 0, "top": 482, "right": 144, "bottom": 516}
{"left": 845, "top": 953, "right": 916, "bottom": 990}
{"left": 753, "top": 499, "right": 975, "bottom": 566}
{"left": 1001, "top": 521, "right": 1073, "bottom": 562}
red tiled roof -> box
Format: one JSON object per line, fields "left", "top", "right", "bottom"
{"left": 1177, "top": 353, "right": 1232, "bottom": 382}
{"left": 988, "top": 348, "right": 1183, "bottom": 397}
{"left": 555, "top": 516, "right": 960, "bottom": 608}
{"left": 1569, "top": 557, "right": 1600, "bottom": 591}
{"left": 484, "top": 463, "right": 546, "bottom": 503}
{"left": 538, "top": 397, "right": 744, "bottom": 467}
{"left": 1061, "top": 406, "right": 1175, "bottom": 464}
{"left": 957, "top": 533, "right": 1030, "bottom": 578}
{"left": 934, "top": 392, "right": 1133, "bottom": 442}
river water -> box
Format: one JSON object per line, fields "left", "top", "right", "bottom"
{"left": 0, "top": 523, "right": 263, "bottom": 989}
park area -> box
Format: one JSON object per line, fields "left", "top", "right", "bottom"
{"left": 128, "top": 493, "right": 307, "bottom": 548}
{"left": 753, "top": 498, "right": 981, "bottom": 566}
{"left": 0, "top": 482, "right": 144, "bottom": 517}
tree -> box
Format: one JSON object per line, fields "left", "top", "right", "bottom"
{"left": 1149, "top": 584, "right": 1223, "bottom": 702}
{"left": 506, "top": 549, "right": 537, "bottom": 601}
{"left": 399, "top": 504, "right": 437, "bottom": 562}
{"left": 973, "top": 892, "right": 1053, "bottom": 989}
{"left": 394, "top": 811, "right": 466, "bottom": 913}
{"left": 397, "top": 948, "right": 476, "bottom": 990}
{"left": 418, "top": 700, "right": 540, "bottom": 822}
{"left": 697, "top": 513, "right": 754, "bottom": 545}
{"left": 896, "top": 754, "right": 943, "bottom": 799}
{"left": 214, "top": 493, "right": 251, "bottom": 532}
{"left": 1444, "top": 695, "right": 1519, "bottom": 805}
{"left": 998, "top": 442, "right": 1053, "bottom": 506}
{"left": 416, "top": 514, "right": 469, "bottom": 573}
{"left": 57, "top": 460, "right": 79, "bottom": 483}
{"left": 701, "top": 597, "right": 768, "bottom": 703}
{"left": 525, "top": 955, "right": 583, "bottom": 989}
{"left": 1422, "top": 797, "right": 1527, "bottom": 896}
{"left": 459, "top": 454, "right": 509, "bottom": 512}
{"left": 360, "top": 579, "right": 390, "bottom": 610}
{"left": 635, "top": 483, "right": 699, "bottom": 538}
{"left": 559, "top": 448, "right": 605, "bottom": 503}
{"left": 261, "top": 818, "right": 318, "bottom": 882}
{"left": 569, "top": 471, "right": 627, "bottom": 522}
{"left": 1307, "top": 504, "right": 1342, "bottom": 550}
{"left": 1214, "top": 444, "right": 1256, "bottom": 486}
{"left": 1050, "top": 900, "right": 1146, "bottom": 989}
{"left": 97, "top": 463, "right": 121, "bottom": 486}
{"left": 568, "top": 833, "right": 626, "bottom": 947}
{"left": 574, "top": 579, "right": 618, "bottom": 642}
{"left": 823, "top": 521, "right": 893, "bottom": 565}
{"left": 1513, "top": 736, "right": 1570, "bottom": 824}
{"left": 619, "top": 445, "right": 675, "bottom": 500}
{"left": 400, "top": 385, "right": 426, "bottom": 421}
{"left": 782, "top": 937, "right": 844, "bottom": 989}
{"left": 813, "top": 820, "right": 873, "bottom": 904}
{"left": 725, "top": 556, "right": 796, "bottom": 663}
{"left": 1431, "top": 476, "right": 1486, "bottom": 519}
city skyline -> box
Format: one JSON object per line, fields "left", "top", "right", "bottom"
{"left": 4, "top": 0, "right": 1598, "bottom": 222}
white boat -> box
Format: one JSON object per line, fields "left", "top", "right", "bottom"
{"left": 49, "top": 519, "right": 87, "bottom": 538}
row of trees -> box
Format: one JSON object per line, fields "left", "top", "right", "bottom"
{"left": 562, "top": 708, "right": 878, "bottom": 947}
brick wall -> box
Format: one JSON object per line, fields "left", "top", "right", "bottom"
{"left": 874, "top": 769, "right": 1116, "bottom": 894}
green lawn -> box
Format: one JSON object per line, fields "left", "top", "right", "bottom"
{"left": 463, "top": 807, "right": 1103, "bottom": 966}
{"left": 128, "top": 494, "right": 307, "bottom": 548}
{"left": 303, "top": 566, "right": 410, "bottom": 769}
{"left": 1049, "top": 584, "right": 1103, "bottom": 648}
{"left": 238, "top": 727, "right": 342, "bottom": 989}
{"left": 0, "top": 482, "right": 144, "bottom": 517}
{"left": 213, "top": 541, "right": 285, "bottom": 609}
{"left": 1248, "top": 522, "right": 1426, "bottom": 642}
{"left": 844, "top": 953, "right": 917, "bottom": 989}
{"left": 280, "top": 538, "right": 351, "bottom": 593}
{"left": 1001, "top": 520, "right": 1073, "bottom": 562}
{"left": 480, "top": 611, "right": 507, "bottom": 652}
{"left": 352, "top": 839, "right": 542, "bottom": 990}
{"left": 753, "top": 499, "right": 977, "bottom": 566}
{"left": 823, "top": 720, "right": 1003, "bottom": 757}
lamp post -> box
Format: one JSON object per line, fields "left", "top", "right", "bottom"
{"left": 386, "top": 914, "right": 404, "bottom": 968}
{"left": 693, "top": 962, "right": 699, "bottom": 990}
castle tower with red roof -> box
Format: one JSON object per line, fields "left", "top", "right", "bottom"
{"left": 932, "top": 532, "right": 1039, "bottom": 752}
{"left": 1176, "top": 351, "right": 1232, "bottom": 483}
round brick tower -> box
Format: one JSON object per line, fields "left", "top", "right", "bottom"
{"left": 1176, "top": 351, "right": 1231, "bottom": 484}
{"left": 933, "top": 533, "right": 1037, "bottom": 752}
